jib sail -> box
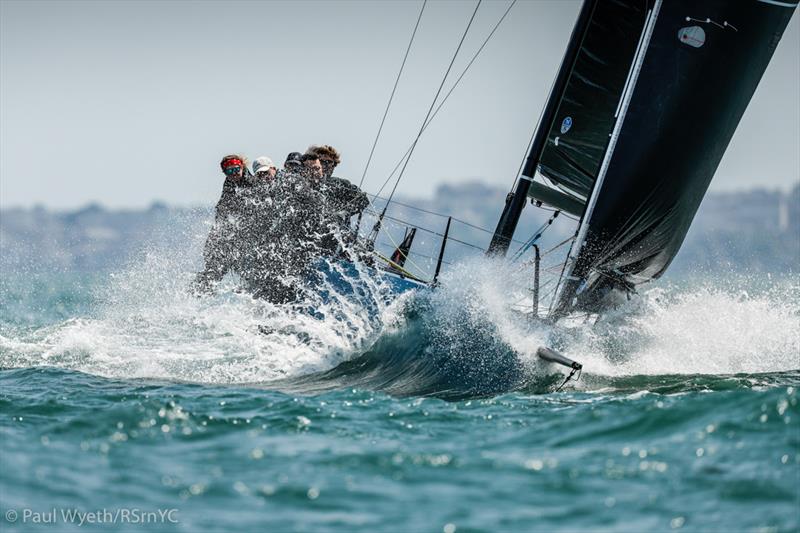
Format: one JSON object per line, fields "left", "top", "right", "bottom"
{"left": 552, "top": 0, "right": 797, "bottom": 316}
{"left": 538, "top": 0, "right": 650, "bottom": 201}
{"left": 489, "top": 0, "right": 797, "bottom": 317}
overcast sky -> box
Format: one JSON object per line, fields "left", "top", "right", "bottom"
{"left": 1, "top": 0, "right": 798, "bottom": 209}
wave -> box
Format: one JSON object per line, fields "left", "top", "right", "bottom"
{"left": 1, "top": 241, "right": 798, "bottom": 398}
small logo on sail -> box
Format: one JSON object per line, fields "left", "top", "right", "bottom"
{"left": 560, "top": 116, "right": 573, "bottom": 134}
{"left": 678, "top": 26, "right": 706, "bottom": 48}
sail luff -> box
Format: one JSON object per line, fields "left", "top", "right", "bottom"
{"left": 553, "top": 0, "right": 662, "bottom": 312}
{"left": 487, "top": 0, "right": 597, "bottom": 256}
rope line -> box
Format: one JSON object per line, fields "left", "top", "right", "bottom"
{"left": 548, "top": 249, "right": 573, "bottom": 315}
{"left": 367, "top": 192, "right": 528, "bottom": 243}
{"left": 358, "top": 0, "right": 427, "bottom": 189}
{"left": 380, "top": 0, "right": 483, "bottom": 216}
{"left": 543, "top": 235, "right": 576, "bottom": 257}
{"left": 510, "top": 211, "right": 561, "bottom": 261}
{"left": 373, "top": 241, "right": 453, "bottom": 266}
{"left": 369, "top": 0, "right": 516, "bottom": 203}
{"left": 366, "top": 210, "right": 485, "bottom": 251}
{"left": 349, "top": 0, "right": 517, "bottom": 268}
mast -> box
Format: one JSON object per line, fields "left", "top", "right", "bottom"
{"left": 487, "top": 0, "right": 596, "bottom": 256}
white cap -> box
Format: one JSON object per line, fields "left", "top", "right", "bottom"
{"left": 252, "top": 156, "right": 276, "bottom": 174}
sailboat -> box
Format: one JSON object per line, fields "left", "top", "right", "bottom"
{"left": 359, "top": 0, "right": 797, "bottom": 376}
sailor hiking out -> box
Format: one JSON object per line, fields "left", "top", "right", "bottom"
{"left": 194, "top": 145, "right": 369, "bottom": 304}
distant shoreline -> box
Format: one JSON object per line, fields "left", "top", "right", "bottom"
{"left": 1, "top": 183, "right": 797, "bottom": 276}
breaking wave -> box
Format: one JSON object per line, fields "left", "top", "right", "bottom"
{"left": 1, "top": 233, "right": 798, "bottom": 398}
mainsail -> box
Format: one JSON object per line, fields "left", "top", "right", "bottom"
{"left": 490, "top": 0, "right": 797, "bottom": 317}
{"left": 539, "top": 0, "right": 649, "bottom": 201}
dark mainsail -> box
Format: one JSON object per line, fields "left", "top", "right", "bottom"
{"left": 490, "top": 0, "right": 797, "bottom": 317}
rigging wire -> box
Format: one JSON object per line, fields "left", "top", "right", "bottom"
{"left": 369, "top": 0, "right": 517, "bottom": 203}
{"left": 358, "top": 0, "right": 427, "bottom": 189}
{"left": 370, "top": 0, "right": 483, "bottom": 241}
{"left": 548, "top": 245, "right": 573, "bottom": 315}
{"left": 350, "top": 0, "right": 517, "bottom": 261}
{"left": 366, "top": 192, "right": 530, "bottom": 243}
{"left": 372, "top": 240, "right": 453, "bottom": 266}
{"left": 543, "top": 235, "right": 575, "bottom": 257}
{"left": 350, "top": 0, "right": 532, "bottom": 280}
{"left": 510, "top": 211, "right": 561, "bottom": 261}
{"left": 365, "top": 210, "right": 486, "bottom": 251}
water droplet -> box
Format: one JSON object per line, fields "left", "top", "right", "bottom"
{"left": 307, "top": 487, "right": 320, "bottom": 500}
{"left": 696, "top": 448, "right": 704, "bottom": 457}
{"left": 443, "top": 524, "right": 456, "bottom": 533}
{"left": 670, "top": 516, "right": 685, "bottom": 529}
{"left": 524, "top": 459, "right": 544, "bottom": 471}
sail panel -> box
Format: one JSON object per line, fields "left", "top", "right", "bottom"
{"left": 538, "top": 0, "right": 650, "bottom": 200}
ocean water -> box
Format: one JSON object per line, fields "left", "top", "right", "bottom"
{"left": 1, "top": 254, "right": 798, "bottom": 532}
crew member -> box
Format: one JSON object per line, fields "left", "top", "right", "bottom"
{"left": 306, "top": 144, "right": 369, "bottom": 220}
{"left": 193, "top": 154, "right": 256, "bottom": 292}
{"left": 278, "top": 152, "right": 303, "bottom": 179}
{"left": 252, "top": 156, "right": 277, "bottom": 182}
{"left": 237, "top": 153, "right": 328, "bottom": 303}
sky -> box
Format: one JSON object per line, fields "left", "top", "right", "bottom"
{"left": 1, "top": 0, "right": 798, "bottom": 209}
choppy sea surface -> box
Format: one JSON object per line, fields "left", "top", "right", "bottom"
{"left": 1, "top": 255, "right": 798, "bottom": 532}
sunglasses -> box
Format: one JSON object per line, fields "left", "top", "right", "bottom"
{"left": 319, "top": 159, "right": 337, "bottom": 166}
{"left": 223, "top": 166, "right": 242, "bottom": 176}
